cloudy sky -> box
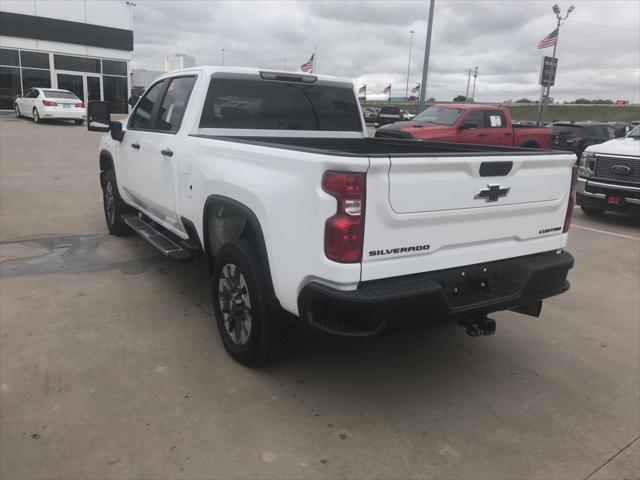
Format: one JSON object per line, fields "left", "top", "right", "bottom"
{"left": 130, "top": 0, "right": 640, "bottom": 102}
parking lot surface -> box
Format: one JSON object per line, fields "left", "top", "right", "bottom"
{"left": 1, "top": 114, "right": 639, "bottom": 479}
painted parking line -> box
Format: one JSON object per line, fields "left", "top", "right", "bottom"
{"left": 572, "top": 223, "right": 640, "bottom": 241}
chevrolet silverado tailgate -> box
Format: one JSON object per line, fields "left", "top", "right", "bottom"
{"left": 361, "top": 152, "right": 576, "bottom": 281}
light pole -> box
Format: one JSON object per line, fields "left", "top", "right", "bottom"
{"left": 405, "top": 30, "right": 415, "bottom": 99}
{"left": 536, "top": 4, "right": 575, "bottom": 126}
{"left": 471, "top": 66, "right": 478, "bottom": 102}
{"left": 283, "top": 58, "right": 287, "bottom": 70}
{"left": 221, "top": 48, "right": 226, "bottom": 66}
{"left": 465, "top": 68, "right": 471, "bottom": 102}
{"left": 418, "top": 0, "right": 435, "bottom": 111}
{"left": 125, "top": 1, "right": 136, "bottom": 30}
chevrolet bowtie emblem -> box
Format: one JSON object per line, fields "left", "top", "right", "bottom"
{"left": 474, "top": 184, "right": 510, "bottom": 202}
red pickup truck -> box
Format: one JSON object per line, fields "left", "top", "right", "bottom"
{"left": 375, "top": 103, "right": 552, "bottom": 149}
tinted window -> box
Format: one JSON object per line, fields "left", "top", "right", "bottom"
{"left": 552, "top": 125, "right": 583, "bottom": 135}
{"left": 129, "top": 80, "right": 166, "bottom": 130}
{"left": 102, "top": 60, "right": 127, "bottom": 76}
{"left": 20, "top": 51, "right": 49, "bottom": 69}
{"left": 485, "top": 111, "right": 506, "bottom": 128}
{"left": 103, "top": 75, "right": 128, "bottom": 114}
{"left": 22, "top": 68, "right": 51, "bottom": 91}
{"left": 54, "top": 54, "right": 101, "bottom": 73}
{"left": 0, "top": 67, "right": 21, "bottom": 108}
{"left": 43, "top": 90, "right": 78, "bottom": 99}
{"left": 380, "top": 106, "right": 401, "bottom": 114}
{"left": 414, "top": 106, "right": 463, "bottom": 125}
{"left": 156, "top": 76, "right": 196, "bottom": 133}
{"left": 0, "top": 48, "right": 19, "bottom": 67}
{"left": 464, "top": 110, "right": 484, "bottom": 128}
{"left": 199, "top": 78, "right": 362, "bottom": 131}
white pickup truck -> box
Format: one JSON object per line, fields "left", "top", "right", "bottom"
{"left": 88, "top": 67, "right": 576, "bottom": 366}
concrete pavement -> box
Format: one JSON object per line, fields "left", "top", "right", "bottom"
{"left": 1, "top": 115, "right": 638, "bottom": 479}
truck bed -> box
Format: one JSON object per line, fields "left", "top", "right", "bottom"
{"left": 192, "top": 135, "right": 562, "bottom": 158}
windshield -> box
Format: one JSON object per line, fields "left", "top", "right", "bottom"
{"left": 628, "top": 125, "right": 640, "bottom": 138}
{"left": 414, "top": 106, "right": 463, "bottom": 125}
{"left": 43, "top": 90, "right": 79, "bottom": 100}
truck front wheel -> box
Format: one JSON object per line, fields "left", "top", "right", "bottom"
{"left": 212, "top": 240, "right": 288, "bottom": 366}
{"left": 102, "top": 170, "right": 131, "bottom": 236}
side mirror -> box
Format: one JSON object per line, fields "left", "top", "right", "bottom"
{"left": 614, "top": 127, "right": 626, "bottom": 138}
{"left": 110, "top": 121, "right": 124, "bottom": 142}
{"left": 127, "top": 94, "right": 140, "bottom": 107}
{"left": 460, "top": 122, "right": 478, "bottom": 130}
{"left": 87, "top": 100, "right": 111, "bottom": 132}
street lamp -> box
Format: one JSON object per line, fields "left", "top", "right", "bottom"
{"left": 405, "top": 30, "right": 415, "bottom": 99}
{"left": 221, "top": 48, "right": 226, "bottom": 66}
{"left": 536, "top": 3, "right": 575, "bottom": 125}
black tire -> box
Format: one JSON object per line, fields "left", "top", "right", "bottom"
{"left": 581, "top": 206, "right": 606, "bottom": 217}
{"left": 212, "top": 240, "right": 289, "bottom": 366}
{"left": 74, "top": 119, "right": 83, "bottom": 126}
{"left": 32, "top": 108, "right": 40, "bottom": 123}
{"left": 15, "top": 104, "right": 21, "bottom": 118}
{"left": 102, "top": 170, "right": 131, "bottom": 236}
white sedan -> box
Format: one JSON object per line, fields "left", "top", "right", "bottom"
{"left": 15, "top": 88, "right": 86, "bottom": 125}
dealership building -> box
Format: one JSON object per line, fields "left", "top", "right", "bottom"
{"left": 0, "top": 0, "right": 133, "bottom": 112}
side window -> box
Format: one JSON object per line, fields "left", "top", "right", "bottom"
{"left": 156, "top": 76, "right": 197, "bottom": 133}
{"left": 464, "top": 110, "right": 484, "bottom": 128}
{"left": 128, "top": 80, "right": 167, "bottom": 131}
{"left": 485, "top": 111, "right": 506, "bottom": 128}
{"left": 25, "top": 89, "right": 36, "bottom": 98}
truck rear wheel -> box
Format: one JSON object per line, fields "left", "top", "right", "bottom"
{"left": 212, "top": 239, "right": 289, "bottom": 366}
{"left": 102, "top": 170, "right": 131, "bottom": 236}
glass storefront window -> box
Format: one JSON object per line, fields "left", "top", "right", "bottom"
{"left": 0, "top": 48, "right": 19, "bottom": 67}
{"left": 103, "top": 75, "right": 128, "bottom": 114}
{"left": 0, "top": 66, "right": 21, "bottom": 109}
{"left": 22, "top": 68, "right": 52, "bottom": 91}
{"left": 54, "top": 54, "right": 100, "bottom": 73}
{"left": 20, "top": 51, "right": 50, "bottom": 69}
{"left": 102, "top": 60, "right": 127, "bottom": 76}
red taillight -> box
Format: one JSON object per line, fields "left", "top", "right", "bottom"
{"left": 563, "top": 164, "right": 578, "bottom": 233}
{"left": 75, "top": 102, "right": 85, "bottom": 108}
{"left": 566, "top": 136, "right": 583, "bottom": 145}
{"left": 323, "top": 171, "right": 366, "bottom": 263}
{"left": 42, "top": 100, "right": 58, "bottom": 107}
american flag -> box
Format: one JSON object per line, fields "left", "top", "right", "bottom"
{"left": 358, "top": 84, "right": 366, "bottom": 95}
{"left": 383, "top": 83, "right": 391, "bottom": 95}
{"left": 411, "top": 83, "right": 421, "bottom": 94}
{"left": 537, "top": 28, "right": 558, "bottom": 49}
{"left": 300, "top": 53, "right": 315, "bottom": 73}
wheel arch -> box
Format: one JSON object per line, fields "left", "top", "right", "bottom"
{"left": 521, "top": 140, "right": 541, "bottom": 149}
{"left": 202, "top": 195, "right": 277, "bottom": 303}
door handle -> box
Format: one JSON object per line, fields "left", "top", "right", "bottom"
{"left": 161, "top": 148, "right": 174, "bottom": 157}
{"left": 477, "top": 133, "right": 488, "bottom": 137}
{"left": 504, "top": 133, "right": 513, "bottom": 136}
{"left": 131, "top": 143, "right": 140, "bottom": 149}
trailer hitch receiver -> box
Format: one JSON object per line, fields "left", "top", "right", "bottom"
{"left": 459, "top": 314, "right": 496, "bottom": 337}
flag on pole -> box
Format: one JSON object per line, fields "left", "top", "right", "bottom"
{"left": 537, "top": 28, "right": 558, "bottom": 49}
{"left": 411, "top": 83, "right": 421, "bottom": 94}
{"left": 300, "top": 53, "right": 315, "bottom": 73}
{"left": 383, "top": 83, "right": 391, "bottom": 95}
{"left": 358, "top": 85, "right": 366, "bottom": 95}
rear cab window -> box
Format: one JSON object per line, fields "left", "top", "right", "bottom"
{"left": 484, "top": 110, "right": 507, "bottom": 128}
{"left": 199, "top": 76, "right": 362, "bottom": 132}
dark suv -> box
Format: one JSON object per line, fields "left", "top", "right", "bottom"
{"left": 376, "top": 105, "right": 403, "bottom": 126}
{"left": 550, "top": 122, "right": 624, "bottom": 159}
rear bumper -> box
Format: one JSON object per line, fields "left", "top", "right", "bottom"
{"left": 42, "top": 108, "right": 86, "bottom": 120}
{"left": 576, "top": 178, "right": 640, "bottom": 214}
{"left": 298, "top": 250, "right": 574, "bottom": 336}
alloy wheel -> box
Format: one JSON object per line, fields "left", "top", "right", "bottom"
{"left": 218, "top": 263, "right": 252, "bottom": 345}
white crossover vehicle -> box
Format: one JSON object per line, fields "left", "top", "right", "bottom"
{"left": 15, "top": 88, "right": 86, "bottom": 125}
{"left": 87, "top": 67, "right": 576, "bottom": 366}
